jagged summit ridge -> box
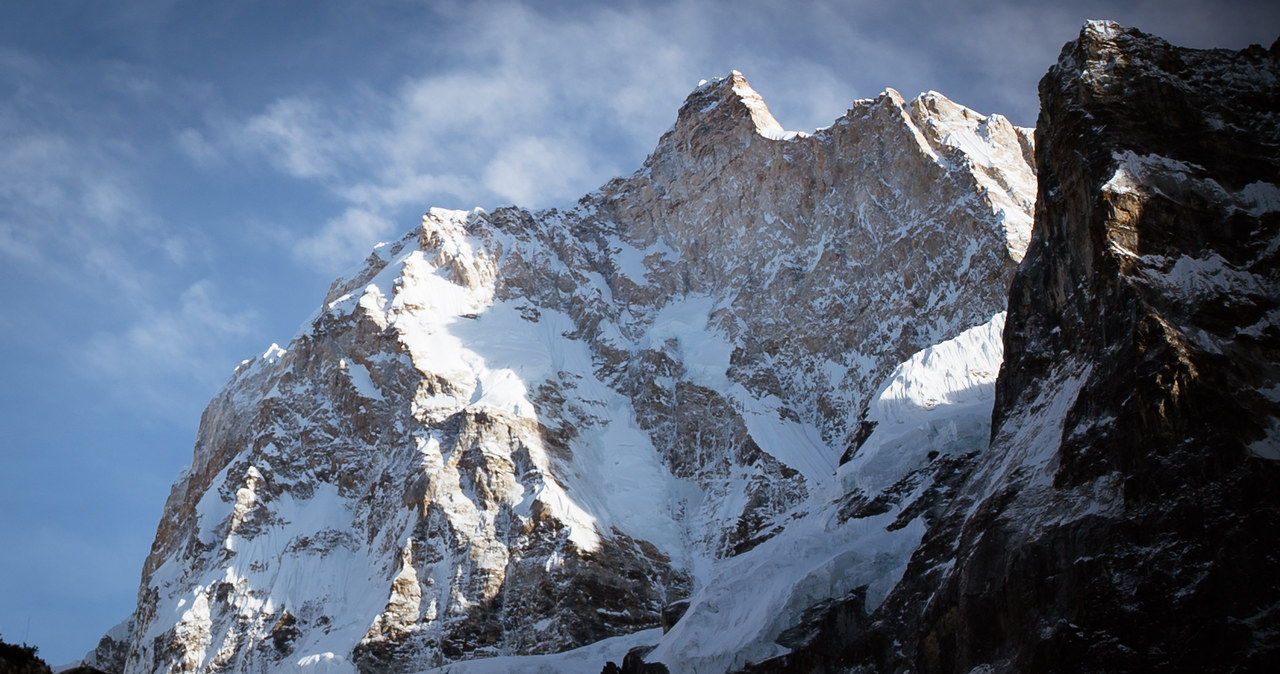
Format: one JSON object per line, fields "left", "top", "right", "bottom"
{"left": 103, "top": 70, "right": 1039, "bottom": 674}
{"left": 683, "top": 70, "right": 796, "bottom": 141}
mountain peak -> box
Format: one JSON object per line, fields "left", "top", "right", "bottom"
{"left": 674, "top": 70, "right": 794, "bottom": 142}
{"left": 637, "top": 71, "right": 800, "bottom": 185}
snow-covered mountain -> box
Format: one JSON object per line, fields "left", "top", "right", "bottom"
{"left": 88, "top": 21, "right": 1278, "bottom": 674}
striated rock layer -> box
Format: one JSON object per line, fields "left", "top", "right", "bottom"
{"left": 112, "top": 71, "right": 1036, "bottom": 674}
{"left": 742, "top": 21, "right": 1280, "bottom": 674}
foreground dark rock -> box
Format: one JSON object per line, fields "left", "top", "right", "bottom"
{"left": 741, "top": 20, "right": 1280, "bottom": 674}
{"left": 942, "top": 22, "right": 1280, "bottom": 672}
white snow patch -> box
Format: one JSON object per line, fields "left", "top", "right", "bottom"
{"left": 1103, "top": 151, "right": 1280, "bottom": 219}
{"left": 649, "top": 504, "right": 924, "bottom": 673}
{"left": 295, "top": 652, "right": 353, "bottom": 673}
{"left": 730, "top": 75, "right": 801, "bottom": 141}
{"left": 237, "top": 343, "right": 287, "bottom": 376}
{"left": 646, "top": 294, "right": 732, "bottom": 389}
{"left": 1102, "top": 150, "right": 1208, "bottom": 198}
{"left": 416, "top": 629, "right": 662, "bottom": 673}
{"left": 1239, "top": 181, "right": 1280, "bottom": 215}
{"left": 340, "top": 359, "right": 381, "bottom": 400}
{"left": 1141, "top": 252, "right": 1263, "bottom": 302}
{"left": 729, "top": 386, "right": 838, "bottom": 485}
{"left": 942, "top": 127, "right": 998, "bottom": 168}
{"left": 566, "top": 400, "right": 688, "bottom": 559}
{"left": 609, "top": 235, "right": 676, "bottom": 281}
{"left": 1250, "top": 417, "right": 1280, "bottom": 460}
{"left": 838, "top": 313, "right": 1005, "bottom": 498}
{"left": 982, "top": 361, "right": 1093, "bottom": 494}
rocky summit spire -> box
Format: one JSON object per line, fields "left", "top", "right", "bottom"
{"left": 640, "top": 71, "right": 796, "bottom": 184}
{"left": 682, "top": 70, "right": 791, "bottom": 141}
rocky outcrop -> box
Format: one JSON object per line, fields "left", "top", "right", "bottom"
{"left": 114, "top": 69, "right": 1034, "bottom": 674}
{"left": 79, "top": 618, "right": 132, "bottom": 674}
{"left": 927, "top": 22, "right": 1280, "bottom": 672}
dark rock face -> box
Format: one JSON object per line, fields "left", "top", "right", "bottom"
{"left": 734, "top": 21, "right": 1280, "bottom": 674}
{"left": 921, "top": 22, "right": 1280, "bottom": 673}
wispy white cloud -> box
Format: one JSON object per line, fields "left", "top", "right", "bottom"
{"left": 482, "top": 135, "right": 601, "bottom": 207}
{"left": 240, "top": 96, "right": 356, "bottom": 179}
{"left": 82, "top": 280, "right": 259, "bottom": 395}
{"left": 340, "top": 173, "right": 473, "bottom": 212}
{"left": 0, "top": 129, "right": 163, "bottom": 320}
{"left": 0, "top": 133, "right": 145, "bottom": 232}
{"left": 0, "top": 47, "right": 264, "bottom": 426}
{"left": 175, "top": 128, "right": 221, "bottom": 167}
{"left": 293, "top": 208, "right": 397, "bottom": 272}
{"left": 182, "top": 1, "right": 753, "bottom": 273}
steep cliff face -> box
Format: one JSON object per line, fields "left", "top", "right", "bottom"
{"left": 115, "top": 71, "right": 1035, "bottom": 674}
{"left": 752, "top": 21, "right": 1280, "bottom": 674}
{"left": 938, "top": 22, "right": 1280, "bottom": 672}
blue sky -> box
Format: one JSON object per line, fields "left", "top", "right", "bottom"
{"left": 2, "top": 0, "right": 1276, "bottom": 664}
